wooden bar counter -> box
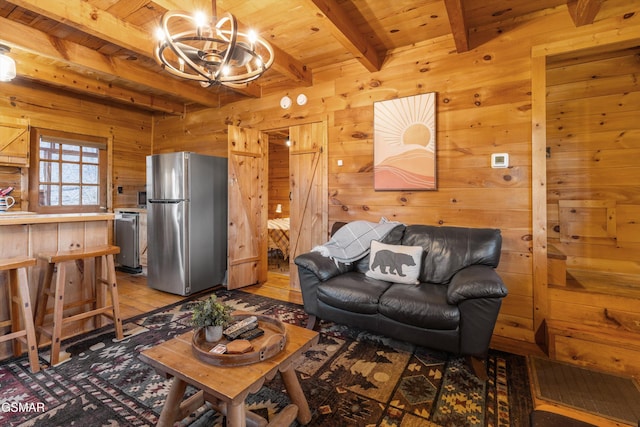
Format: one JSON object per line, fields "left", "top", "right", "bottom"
{"left": 0, "top": 212, "right": 115, "bottom": 360}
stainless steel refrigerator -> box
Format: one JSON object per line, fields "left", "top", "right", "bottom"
{"left": 146, "top": 152, "right": 228, "bottom": 295}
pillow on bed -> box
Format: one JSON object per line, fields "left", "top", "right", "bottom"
{"left": 365, "top": 240, "right": 423, "bottom": 284}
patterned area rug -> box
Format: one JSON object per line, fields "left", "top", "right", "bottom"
{"left": 0, "top": 288, "right": 532, "bottom": 426}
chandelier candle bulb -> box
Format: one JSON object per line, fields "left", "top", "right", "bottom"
{"left": 0, "top": 44, "right": 16, "bottom": 82}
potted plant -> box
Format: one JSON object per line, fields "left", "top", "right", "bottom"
{"left": 191, "top": 295, "right": 233, "bottom": 342}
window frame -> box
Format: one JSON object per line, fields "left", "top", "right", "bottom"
{"left": 29, "top": 128, "right": 108, "bottom": 214}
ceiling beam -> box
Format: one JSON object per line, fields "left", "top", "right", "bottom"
{"left": 270, "top": 45, "right": 312, "bottom": 86}
{"left": 566, "top": 0, "right": 603, "bottom": 27}
{"left": 443, "top": 0, "right": 470, "bottom": 53}
{"left": 11, "top": 50, "right": 186, "bottom": 114}
{"left": 304, "top": 0, "right": 382, "bottom": 72}
{"left": 7, "top": 0, "right": 150, "bottom": 56}
{"left": 7, "top": 0, "right": 310, "bottom": 94}
{"left": 0, "top": 15, "right": 221, "bottom": 108}
{"left": 5, "top": 0, "right": 259, "bottom": 98}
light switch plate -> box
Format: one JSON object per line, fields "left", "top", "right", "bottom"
{"left": 491, "top": 153, "right": 509, "bottom": 168}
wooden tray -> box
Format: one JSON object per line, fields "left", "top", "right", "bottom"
{"left": 191, "top": 313, "right": 287, "bottom": 366}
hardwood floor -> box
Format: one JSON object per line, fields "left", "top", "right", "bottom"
{"left": 116, "top": 271, "right": 302, "bottom": 320}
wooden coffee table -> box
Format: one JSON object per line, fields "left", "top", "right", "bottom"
{"left": 140, "top": 321, "right": 319, "bottom": 427}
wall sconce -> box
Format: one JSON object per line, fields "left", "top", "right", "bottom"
{"left": 0, "top": 44, "right": 16, "bottom": 82}
{"left": 275, "top": 203, "right": 282, "bottom": 213}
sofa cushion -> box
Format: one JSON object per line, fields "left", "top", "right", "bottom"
{"left": 379, "top": 283, "right": 460, "bottom": 330}
{"left": 313, "top": 219, "right": 401, "bottom": 263}
{"left": 402, "top": 225, "right": 502, "bottom": 284}
{"left": 354, "top": 224, "right": 406, "bottom": 274}
{"left": 365, "top": 240, "right": 423, "bottom": 284}
{"left": 317, "top": 272, "right": 392, "bottom": 315}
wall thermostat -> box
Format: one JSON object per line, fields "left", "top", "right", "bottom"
{"left": 491, "top": 153, "right": 509, "bottom": 168}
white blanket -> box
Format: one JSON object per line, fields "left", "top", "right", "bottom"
{"left": 312, "top": 218, "right": 400, "bottom": 263}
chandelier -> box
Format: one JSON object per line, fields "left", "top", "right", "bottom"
{"left": 0, "top": 44, "right": 16, "bottom": 82}
{"left": 153, "top": 1, "right": 274, "bottom": 88}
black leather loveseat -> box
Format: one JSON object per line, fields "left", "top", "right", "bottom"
{"left": 294, "top": 223, "right": 508, "bottom": 378}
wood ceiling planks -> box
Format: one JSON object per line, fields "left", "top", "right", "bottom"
{"left": 0, "top": 0, "right": 599, "bottom": 111}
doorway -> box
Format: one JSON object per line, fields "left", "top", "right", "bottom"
{"left": 530, "top": 35, "right": 640, "bottom": 344}
{"left": 266, "top": 129, "right": 290, "bottom": 278}
{"left": 266, "top": 121, "right": 328, "bottom": 290}
{"left": 227, "top": 122, "right": 327, "bottom": 290}
{"left": 544, "top": 43, "right": 640, "bottom": 296}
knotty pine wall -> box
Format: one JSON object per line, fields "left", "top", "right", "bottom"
{"left": 543, "top": 43, "right": 640, "bottom": 376}
{"left": 0, "top": 80, "right": 152, "bottom": 211}
{"left": 153, "top": 1, "right": 640, "bottom": 349}
{"left": 546, "top": 46, "right": 640, "bottom": 275}
{"left": 269, "top": 142, "right": 290, "bottom": 219}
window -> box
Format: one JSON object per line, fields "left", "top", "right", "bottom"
{"left": 29, "top": 129, "right": 108, "bottom": 213}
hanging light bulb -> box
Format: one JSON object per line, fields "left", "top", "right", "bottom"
{"left": 153, "top": 1, "right": 274, "bottom": 88}
{"left": 0, "top": 44, "right": 16, "bottom": 82}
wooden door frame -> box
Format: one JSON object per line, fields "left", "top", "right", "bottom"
{"left": 530, "top": 32, "right": 640, "bottom": 349}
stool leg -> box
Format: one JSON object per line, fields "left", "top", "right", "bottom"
{"left": 8, "top": 269, "right": 22, "bottom": 358}
{"left": 94, "top": 256, "right": 105, "bottom": 329}
{"left": 105, "top": 254, "right": 123, "bottom": 340}
{"left": 49, "top": 263, "right": 66, "bottom": 366}
{"left": 14, "top": 267, "right": 40, "bottom": 373}
{"left": 34, "top": 262, "right": 55, "bottom": 342}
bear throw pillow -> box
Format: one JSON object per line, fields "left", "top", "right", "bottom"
{"left": 365, "top": 240, "right": 423, "bottom": 284}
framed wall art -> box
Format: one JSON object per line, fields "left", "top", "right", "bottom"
{"left": 373, "top": 92, "right": 436, "bottom": 190}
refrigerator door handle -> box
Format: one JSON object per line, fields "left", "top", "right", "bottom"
{"left": 149, "top": 199, "right": 182, "bottom": 204}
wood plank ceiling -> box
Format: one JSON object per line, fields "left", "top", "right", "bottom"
{"left": 0, "top": 0, "right": 601, "bottom": 114}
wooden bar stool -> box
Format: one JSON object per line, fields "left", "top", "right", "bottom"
{"left": 0, "top": 256, "right": 40, "bottom": 373}
{"left": 34, "top": 245, "right": 124, "bottom": 366}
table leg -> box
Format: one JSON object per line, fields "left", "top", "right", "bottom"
{"left": 157, "top": 377, "right": 187, "bottom": 427}
{"left": 226, "top": 400, "right": 246, "bottom": 427}
{"left": 281, "top": 368, "right": 312, "bottom": 424}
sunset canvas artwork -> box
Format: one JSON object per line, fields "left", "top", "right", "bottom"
{"left": 373, "top": 93, "right": 436, "bottom": 190}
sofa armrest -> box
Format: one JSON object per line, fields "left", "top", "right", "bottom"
{"left": 447, "top": 265, "right": 508, "bottom": 305}
{"left": 294, "top": 252, "right": 351, "bottom": 281}
{"left": 294, "top": 252, "right": 352, "bottom": 317}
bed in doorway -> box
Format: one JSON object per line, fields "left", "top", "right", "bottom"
{"left": 268, "top": 217, "right": 290, "bottom": 260}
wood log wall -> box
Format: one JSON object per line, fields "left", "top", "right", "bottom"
{"left": 154, "top": 0, "right": 640, "bottom": 357}
{"left": 269, "top": 142, "right": 290, "bottom": 218}
{"left": 0, "top": 80, "right": 152, "bottom": 210}
{"left": 547, "top": 46, "right": 640, "bottom": 274}
{"left": 544, "top": 43, "right": 640, "bottom": 376}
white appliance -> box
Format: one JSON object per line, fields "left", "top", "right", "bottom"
{"left": 146, "top": 152, "right": 228, "bottom": 295}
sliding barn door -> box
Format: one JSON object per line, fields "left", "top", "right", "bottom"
{"left": 289, "top": 122, "right": 328, "bottom": 289}
{"left": 227, "top": 125, "right": 268, "bottom": 289}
